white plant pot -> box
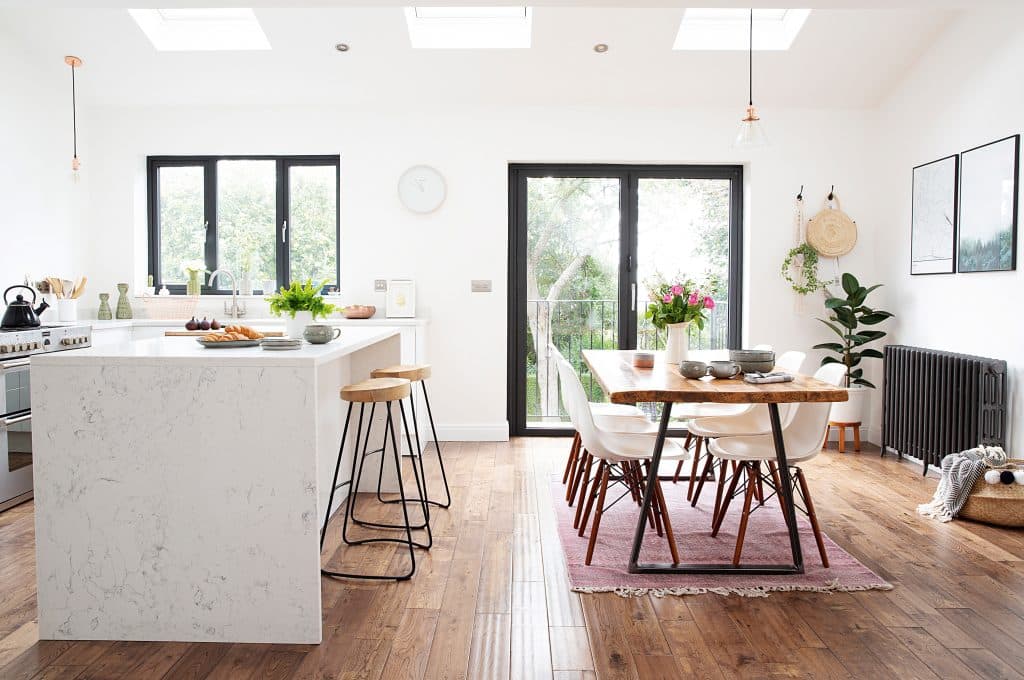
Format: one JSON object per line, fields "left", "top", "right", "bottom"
{"left": 285, "top": 311, "right": 314, "bottom": 339}
{"left": 830, "top": 385, "right": 870, "bottom": 424}
{"left": 665, "top": 322, "right": 690, "bottom": 364}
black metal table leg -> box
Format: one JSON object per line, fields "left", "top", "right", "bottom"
{"left": 628, "top": 401, "right": 805, "bottom": 576}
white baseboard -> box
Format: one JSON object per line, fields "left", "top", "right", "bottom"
{"left": 431, "top": 422, "right": 510, "bottom": 442}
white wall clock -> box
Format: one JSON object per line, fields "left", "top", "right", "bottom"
{"left": 398, "top": 165, "right": 446, "bottom": 214}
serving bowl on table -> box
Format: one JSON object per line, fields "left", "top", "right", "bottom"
{"left": 729, "top": 349, "right": 776, "bottom": 374}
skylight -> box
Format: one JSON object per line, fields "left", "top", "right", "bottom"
{"left": 673, "top": 8, "right": 810, "bottom": 51}
{"left": 128, "top": 8, "right": 271, "bottom": 51}
{"left": 404, "top": 6, "right": 532, "bottom": 49}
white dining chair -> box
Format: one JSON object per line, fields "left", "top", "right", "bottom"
{"left": 546, "top": 345, "right": 653, "bottom": 507}
{"left": 679, "top": 351, "right": 807, "bottom": 514}
{"left": 707, "top": 362, "right": 847, "bottom": 567}
{"left": 555, "top": 355, "right": 691, "bottom": 566}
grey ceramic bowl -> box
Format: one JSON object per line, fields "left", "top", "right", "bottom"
{"left": 730, "top": 349, "right": 775, "bottom": 363}
{"left": 736, "top": 359, "right": 776, "bottom": 374}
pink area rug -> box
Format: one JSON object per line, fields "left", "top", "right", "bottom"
{"left": 553, "top": 477, "right": 892, "bottom": 598}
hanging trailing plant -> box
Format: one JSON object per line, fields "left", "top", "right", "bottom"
{"left": 781, "top": 243, "right": 832, "bottom": 295}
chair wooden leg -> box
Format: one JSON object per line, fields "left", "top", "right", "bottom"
{"left": 711, "top": 461, "right": 744, "bottom": 537}
{"left": 633, "top": 462, "right": 658, "bottom": 531}
{"left": 569, "top": 450, "right": 592, "bottom": 506}
{"left": 684, "top": 437, "right": 702, "bottom": 501}
{"left": 644, "top": 462, "right": 664, "bottom": 538}
{"left": 690, "top": 452, "right": 715, "bottom": 509}
{"left": 622, "top": 461, "right": 639, "bottom": 505}
{"left": 853, "top": 426, "right": 861, "bottom": 453}
{"left": 753, "top": 461, "right": 765, "bottom": 505}
{"left": 711, "top": 458, "right": 730, "bottom": 529}
{"left": 577, "top": 460, "right": 605, "bottom": 536}
{"left": 584, "top": 464, "right": 611, "bottom": 565}
{"left": 673, "top": 433, "right": 694, "bottom": 483}
{"left": 733, "top": 463, "right": 758, "bottom": 566}
{"left": 768, "top": 461, "right": 783, "bottom": 500}
{"left": 837, "top": 425, "right": 846, "bottom": 453}
{"left": 650, "top": 468, "right": 681, "bottom": 565}
{"left": 562, "top": 433, "right": 581, "bottom": 485}
{"left": 796, "top": 468, "right": 829, "bottom": 568}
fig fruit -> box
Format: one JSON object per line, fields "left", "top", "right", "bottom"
{"left": 185, "top": 317, "right": 199, "bottom": 331}
{"left": 210, "top": 319, "right": 220, "bottom": 330}
{"left": 199, "top": 317, "right": 211, "bottom": 331}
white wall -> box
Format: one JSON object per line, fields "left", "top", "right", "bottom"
{"left": 0, "top": 36, "right": 84, "bottom": 291}
{"left": 79, "top": 103, "right": 878, "bottom": 438}
{"left": 872, "top": 8, "right": 1024, "bottom": 451}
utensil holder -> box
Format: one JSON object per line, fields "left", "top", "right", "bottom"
{"left": 57, "top": 299, "right": 78, "bottom": 322}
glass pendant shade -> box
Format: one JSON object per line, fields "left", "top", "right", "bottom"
{"left": 734, "top": 105, "right": 768, "bottom": 148}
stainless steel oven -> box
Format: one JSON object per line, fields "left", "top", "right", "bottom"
{"left": 1, "top": 358, "right": 32, "bottom": 511}
{"left": 0, "top": 323, "right": 92, "bottom": 511}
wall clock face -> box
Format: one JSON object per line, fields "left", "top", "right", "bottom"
{"left": 398, "top": 165, "right": 446, "bottom": 214}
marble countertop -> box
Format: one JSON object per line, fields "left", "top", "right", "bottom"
{"left": 32, "top": 326, "right": 401, "bottom": 367}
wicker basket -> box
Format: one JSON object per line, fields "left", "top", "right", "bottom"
{"left": 135, "top": 295, "right": 200, "bottom": 320}
{"left": 960, "top": 459, "right": 1024, "bottom": 528}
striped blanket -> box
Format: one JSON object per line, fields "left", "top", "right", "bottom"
{"left": 917, "top": 445, "right": 1008, "bottom": 522}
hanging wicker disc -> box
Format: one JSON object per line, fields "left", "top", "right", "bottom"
{"left": 806, "top": 204, "right": 857, "bottom": 257}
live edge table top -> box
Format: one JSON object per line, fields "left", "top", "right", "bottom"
{"left": 582, "top": 350, "right": 849, "bottom": 405}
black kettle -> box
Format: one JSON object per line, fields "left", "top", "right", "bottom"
{"left": 1, "top": 285, "right": 49, "bottom": 329}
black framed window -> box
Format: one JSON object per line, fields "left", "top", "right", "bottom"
{"left": 147, "top": 155, "right": 340, "bottom": 294}
{"left": 507, "top": 163, "right": 744, "bottom": 436}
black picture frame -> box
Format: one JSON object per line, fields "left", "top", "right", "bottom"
{"left": 957, "top": 134, "right": 1020, "bottom": 273}
{"left": 911, "top": 154, "right": 959, "bottom": 275}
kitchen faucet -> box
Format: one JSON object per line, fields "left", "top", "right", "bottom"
{"left": 208, "top": 269, "right": 246, "bottom": 319}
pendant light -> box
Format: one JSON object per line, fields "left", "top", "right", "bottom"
{"left": 734, "top": 9, "right": 768, "bottom": 148}
{"left": 65, "top": 55, "right": 83, "bottom": 182}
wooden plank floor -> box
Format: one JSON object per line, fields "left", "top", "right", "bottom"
{"left": 2, "top": 438, "right": 1024, "bottom": 679}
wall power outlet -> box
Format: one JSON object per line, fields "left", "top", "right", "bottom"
{"left": 374, "top": 279, "right": 387, "bottom": 292}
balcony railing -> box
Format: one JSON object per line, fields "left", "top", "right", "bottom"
{"left": 526, "top": 298, "right": 729, "bottom": 425}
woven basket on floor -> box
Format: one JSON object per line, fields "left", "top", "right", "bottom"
{"left": 960, "top": 459, "right": 1024, "bottom": 528}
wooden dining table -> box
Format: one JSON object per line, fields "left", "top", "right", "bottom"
{"left": 582, "top": 349, "right": 848, "bottom": 576}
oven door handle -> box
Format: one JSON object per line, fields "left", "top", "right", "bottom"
{"left": 0, "top": 359, "right": 31, "bottom": 372}
{"left": 1, "top": 412, "right": 31, "bottom": 427}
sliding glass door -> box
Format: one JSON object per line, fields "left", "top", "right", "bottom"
{"left": 508, "top": 164, "right": 743, "bottom": 435}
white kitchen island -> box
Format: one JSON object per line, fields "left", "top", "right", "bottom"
{"left": 30, "top": 327, "right": 403, "bottom": 644}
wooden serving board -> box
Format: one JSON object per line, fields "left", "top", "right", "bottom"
{"left": 165, "top": 330, "right": 285, "bottom": 337}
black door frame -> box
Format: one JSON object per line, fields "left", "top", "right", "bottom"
{"left": 507, "top": 163, "right": 744, "bottom": 437}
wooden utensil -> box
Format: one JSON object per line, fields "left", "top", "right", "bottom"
{"left": 72, "top": 277, "right": 87, "bottom": 299}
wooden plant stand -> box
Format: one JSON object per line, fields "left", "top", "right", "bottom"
{"left": 828, "top": 421, "right": 861, "bottom": 453}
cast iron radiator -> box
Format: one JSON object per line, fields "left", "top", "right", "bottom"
{"left": 881, "top": 345, "right": 1007, "bottom": 474}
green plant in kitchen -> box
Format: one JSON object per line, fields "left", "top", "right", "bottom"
{"left": 813, "top": 273, "right": 893, "bottom": 388}
{"left": 266, "top": 278, "right": 337, "bottom": 319}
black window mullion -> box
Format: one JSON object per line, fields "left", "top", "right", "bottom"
{"left": 202, "top": 159, "right": 217, "bottom": 291}
{"left": 277, "top": 159, "right": 289, "bottom": 288}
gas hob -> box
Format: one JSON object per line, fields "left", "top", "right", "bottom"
{"left": 0, "top": 325, "right": 92, "bottom": 360}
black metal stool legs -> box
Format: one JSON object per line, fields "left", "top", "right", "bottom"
{"left": 320, "top": 399, "right": 427, "bottom": 581}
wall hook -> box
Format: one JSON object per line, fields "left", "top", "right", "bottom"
{"left": 796, "top": 185, "right": 804, "bottom": 201}
{"left": 827, "top": 185, "right": 835, "bottom": 201}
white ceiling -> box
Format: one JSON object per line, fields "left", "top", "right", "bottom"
{"left": 1, "top": 6, "right": 956, "bottom": 110}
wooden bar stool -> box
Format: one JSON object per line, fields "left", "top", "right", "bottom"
{"left": 320, "top": 377, "right": 430, "bottom": 581}
{"left": 370, "top": 364, "right": 451, "bottom": 510}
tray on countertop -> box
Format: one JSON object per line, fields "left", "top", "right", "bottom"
{"left": 167, "top": 330, "right": 284, "bottom": 337}
{"left": 195, "top": 338, "right": 263, "bottom": 349}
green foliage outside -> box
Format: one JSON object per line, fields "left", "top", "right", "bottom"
{"left": 156, "top": 161, "right": 337, "bottom": 288}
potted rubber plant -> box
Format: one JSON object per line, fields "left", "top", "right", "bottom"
{"left": 813, "top": 273, "right": 893, "bottom": 424}
{"left": 266, "top": 278, "right": 337, "bottom": 338}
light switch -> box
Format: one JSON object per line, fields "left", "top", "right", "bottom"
{"left": 471, "top": 280, "right": 492, "bottom": 293}
{"left": 374, "top": 279, "right": 387, "bottom": 292}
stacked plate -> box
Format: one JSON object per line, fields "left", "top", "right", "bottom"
{"left": 261, "top": 337, "right": 303, "bottom": 351}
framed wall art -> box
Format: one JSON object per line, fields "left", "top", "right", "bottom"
{"left": 957, "top": 134, "right": 1020, "bottom": 273}
{"left": 386, "top": 279, "right": 416, "bottom": 318}
{"left": 911, "top": 154, "right": 958, "bottom": 275}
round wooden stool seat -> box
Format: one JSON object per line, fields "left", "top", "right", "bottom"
{"left": 341, "top": 378, "right": 411, "bottom": 403}
{"left": 371, "top": 364, "right": 432, "bottom": 383}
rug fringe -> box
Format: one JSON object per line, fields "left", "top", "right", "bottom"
{"left": 572, "top": 578, "right": 893, "bottom": 599}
